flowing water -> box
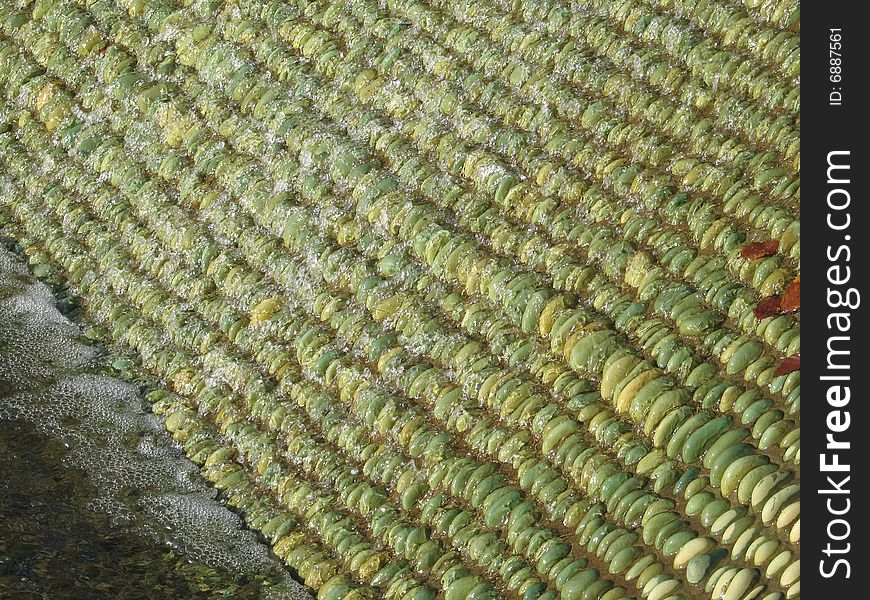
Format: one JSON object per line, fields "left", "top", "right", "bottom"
{"left": 0, "top": 244, "right": 313, "bottom": 599}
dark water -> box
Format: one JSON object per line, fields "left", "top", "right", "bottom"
{"left": 0, "top": 246, "right": 312, "bottom": 599}
{"left": 0, "top": 419, "right": 283, "bottom": 600}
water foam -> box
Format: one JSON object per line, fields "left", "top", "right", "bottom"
{"left": 0, "top": 246, "right": 312, "bottom": 599}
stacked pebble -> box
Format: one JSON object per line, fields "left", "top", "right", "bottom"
{"left": 0, "top": 0, "right": 799, "bottom": 599}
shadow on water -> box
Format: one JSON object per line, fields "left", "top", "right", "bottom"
{"left": 0, "top": 419, "right": 280, "bottom": 599}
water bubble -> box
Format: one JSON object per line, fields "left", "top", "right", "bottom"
{"left": 0, "top": 246, "right": 308, "bottom": 596}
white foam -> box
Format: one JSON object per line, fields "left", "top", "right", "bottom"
{"left": 0, "top": 246, "right": 311, "bottom": 599}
